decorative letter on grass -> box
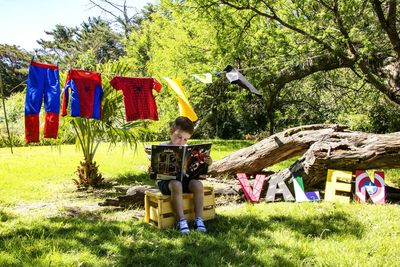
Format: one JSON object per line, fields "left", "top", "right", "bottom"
{"left": 236, "top": 173, "right": 266, "bottom": 203}
{"left": 265, "top": 176, "right": 295, "bottom": 202}
{"left": 293, "top": 177, "right": 320, "bottom": 202}
{"left": 324, "top": 169, "right": 353, "bottom": 203}
{"left": 355, "top": 170, "right": 385, "bottom": 204}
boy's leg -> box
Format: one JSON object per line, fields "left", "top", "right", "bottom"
{"left": 158, "top": 180, "right": 188, "bottom": 233}
{"left": 188, "top": 179, "right": 204, "bottom": 218}
{"left": 169, "top": 180, "right": 190, "bottom": 234}
{"left": 189, "top": 180, "right": 207, "bottom": 232}
{"left": 169, "top": 180, "right": 185, "bottom": 219}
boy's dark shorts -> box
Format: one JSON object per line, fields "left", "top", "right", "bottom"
{"left": 157, "top": 178, "right": 194, "bottom": 195}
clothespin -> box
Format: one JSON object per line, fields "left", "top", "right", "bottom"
{"left": 31, "top": 55, "right": 35, "bottom": 62}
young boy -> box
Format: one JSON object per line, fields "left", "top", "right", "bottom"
{"left": 154, "top": 116, "right": 212, "bottom": 234}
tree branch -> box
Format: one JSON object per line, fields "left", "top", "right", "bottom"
{"left": 370, "top": 0, "right": 400, "bottom": 56}
{"left": 330, "top": 0, "right": 358, "bottom": 58}
{"left": 219, "top": 0, "right": 336, "bottom": 53}
{"left": 89, "top": 0, "right": 120, "bottom": 20}
{"left": 357, "top": 58, "right": 400, "bottom": 102}
{"left": 235, "top": 14, "right": 257, "bottom": 48}
{"left": 271, "top": 54, "right": 355, "bottom": 85}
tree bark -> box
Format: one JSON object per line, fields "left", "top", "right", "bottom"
{"left": 209, "top": 124, "right": 400, "bottom": 188}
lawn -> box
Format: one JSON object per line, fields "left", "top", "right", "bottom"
{"left": 0, "top": 140, "right": 400, "bottom": 266}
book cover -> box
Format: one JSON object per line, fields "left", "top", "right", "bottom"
{"left": 150, "top": 143, "right": 212, "bottom": 181}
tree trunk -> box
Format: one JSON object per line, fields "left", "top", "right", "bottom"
{"left": 209, "top": 124, "right": 400, "bottom": 188}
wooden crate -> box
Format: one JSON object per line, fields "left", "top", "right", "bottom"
{"left": 144, "top": 186, "right": 215, "bottom": 229}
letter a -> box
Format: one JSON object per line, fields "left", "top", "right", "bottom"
{"left": 265, "top": 176, "right": 295, "bottom": 202}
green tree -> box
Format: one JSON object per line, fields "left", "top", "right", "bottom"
{"left": 36, "top": 24, "right": 78, "bottom": 61}
{"left": 123, "top": 0, "right": 271, "bottom": 138}
{"left": 36, "top": 17, "right": 125, "bottom": 67}
{"left": 193, "top": 0, "right": 400, "bottom": 106}
{"left": 121, "top": 0, "right": 400, "bottom": 136}
{"left": 0, "top": 44, "right": 31, "bottom": 96}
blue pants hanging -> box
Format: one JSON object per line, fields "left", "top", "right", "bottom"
{"left": 25, "top": 61, "right": 60, "bottom": 143}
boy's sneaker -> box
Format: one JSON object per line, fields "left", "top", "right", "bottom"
{"left": 194, "top": 217, "right": 207, "bottom": 233}
{"left": 177, "top": 218, "right": 190, "bottom": 234}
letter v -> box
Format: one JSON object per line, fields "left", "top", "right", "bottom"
{"left": 236, "top": 173, "right": 266, "bottom": 203}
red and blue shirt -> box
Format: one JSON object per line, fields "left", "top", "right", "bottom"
{"left": 62, "top": 69, "right": 103, "bottom": 120}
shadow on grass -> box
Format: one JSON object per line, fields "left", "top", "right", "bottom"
{"left": 113, "top": 171, "right": 155, "bottom": 186}
{"left": 118, "top": 214, "right": 273, "bottom": 266}
{"left": 268, "top": 210, "right": 365, "bottom": 239}
{"left": 0, "top": 208, "right": 366, "bottom": 266}
{"left": 0, "top": 209, "right": 15, "bottom": 222}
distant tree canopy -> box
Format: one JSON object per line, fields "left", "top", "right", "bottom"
{"left": 0, "top": 44, "right": 30, "bottom": 96}
{"left": 36, "top": 17, "right": 125, "bottom": 67}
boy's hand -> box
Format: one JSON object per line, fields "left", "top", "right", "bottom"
{"left": 204, "top": 156, "right": 213, "bottom": 166}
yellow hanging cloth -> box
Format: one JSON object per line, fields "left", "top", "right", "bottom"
{"left": 163, "top": 77, "right": 198, "bottom": 122}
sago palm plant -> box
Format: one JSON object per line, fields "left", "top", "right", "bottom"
{"left": 62, "top": 61, "right": 147, "bottom": 188}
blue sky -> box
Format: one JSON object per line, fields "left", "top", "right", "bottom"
{"left": 0, "top": 0, "right": 153, "bottom": 51}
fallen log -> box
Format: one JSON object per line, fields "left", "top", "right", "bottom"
{"left": 209, "top": 124, "right": 349, "bottom": 176}
{"left": 209, "top": 124, "right": 400, "bottom": 189}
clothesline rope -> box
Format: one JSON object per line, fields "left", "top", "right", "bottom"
{"left": 4, "top": 61, "right": 269, "bottom": 93}
{"left": 3, "top": 61, "right": 269, "bottom": 96}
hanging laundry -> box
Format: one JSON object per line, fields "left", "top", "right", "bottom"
{"left": 224, "top": 65, "right": 261, "bottom": 96}
{"left": 110, "top": 76, "right": 162, "bottom": 121}
{"left": 192, "top": 73, "right": 213, "bottom": 84}
{"left": 163, "top": 77, "right": 198, "bottom": 122}
{"left": 25, "top": 61, "right": 60, "bottom": 144}
{"left": 62, "top": 69, "right": 103, "bottom": 120}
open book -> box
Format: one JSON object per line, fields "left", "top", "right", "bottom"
{"left": 150, "top": 143, "right": 212, "bottom": 181}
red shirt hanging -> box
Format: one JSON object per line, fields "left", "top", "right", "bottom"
{"left": 62, "top": 69, "right": 103, "bottom": 120}
{"left": 110, "top": 76, "right": 162, "bottom": 121}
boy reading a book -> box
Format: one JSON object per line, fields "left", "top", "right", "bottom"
{"left": 152, "top": 116, "right": 212, "bottom": 234}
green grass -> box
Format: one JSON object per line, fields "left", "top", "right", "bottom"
{"left": 1, "top": 202, "right": 399, "bottom": 266}
{"left": 0, "top": 140, "right": 244, "bottom": 204}
{"left": 1, "top": 140, "right": 400, "bottom": 266}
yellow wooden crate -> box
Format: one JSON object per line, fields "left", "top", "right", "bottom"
{"left": 144, "top": 186, "right": 215, "bottom": 229}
